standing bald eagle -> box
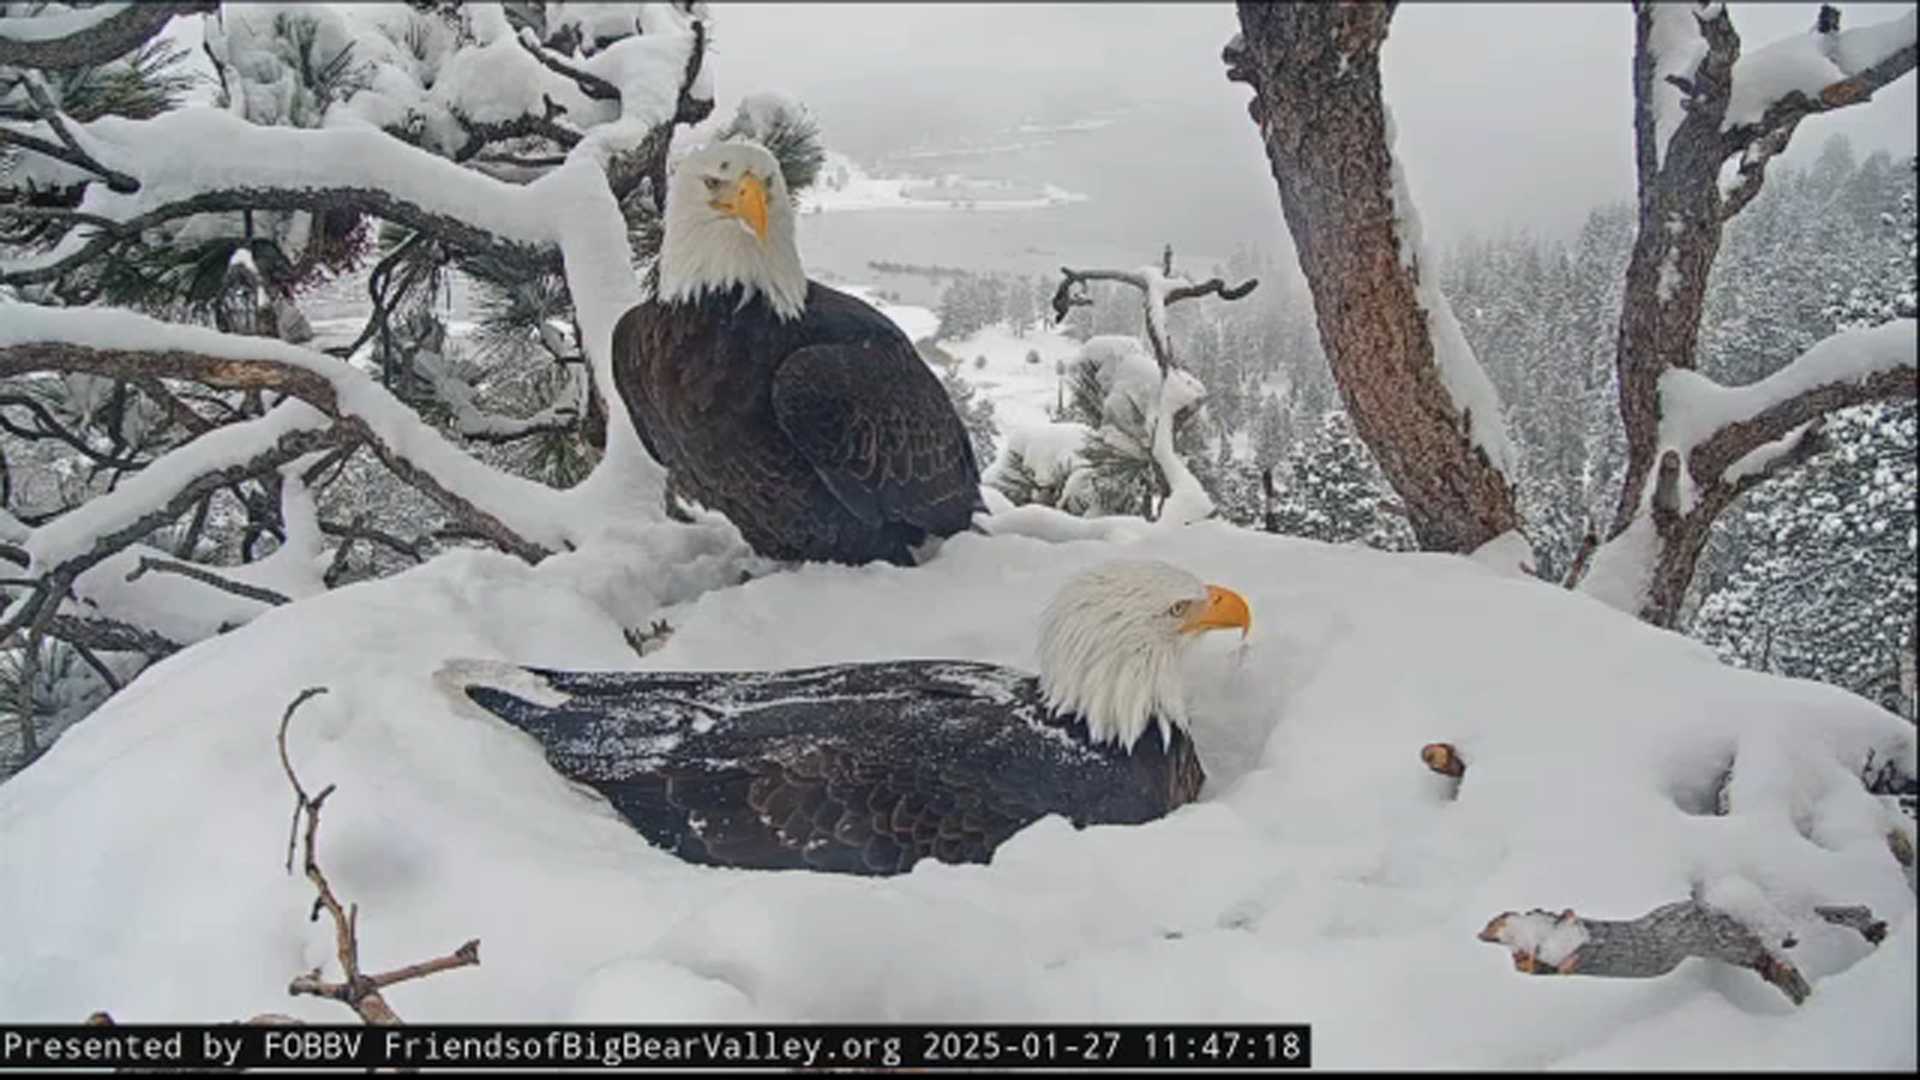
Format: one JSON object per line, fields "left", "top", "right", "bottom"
{"left": 440, "top": 561, "right": 1252, "bottom": 875}
{"left": 612, "top": 140, "right": 984, "bottom": 566}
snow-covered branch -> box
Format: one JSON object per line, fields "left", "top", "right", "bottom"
{"left": 1670, "top": 320, "right": 1916, "bottom": 490}
{"left": 1722, "top": 6, "right": 1918, "bottom": 146}
{"left": 0, "top": 306, "right": 587, "bottom": 563}
{"left": 0, "top": 109, "right": 560, "bottom": 287}
{"left": 0, "top": 1, "right": 214, "bottom": 70}
{"left": 1049, "top": 253, "right": 1257, "bottom": 372}
{"left": 1613, "top": 320, "right": 1919, "bottom": 533}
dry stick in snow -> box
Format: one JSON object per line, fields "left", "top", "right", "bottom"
{"left": 277, "top": 687, "right": 480, "bottom": 1024}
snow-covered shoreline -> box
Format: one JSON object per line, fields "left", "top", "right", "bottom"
{"left": 800, "top": 151, "right": 1087, "bottom": 215}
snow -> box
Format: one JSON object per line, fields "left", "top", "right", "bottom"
{"left": 16, "top": 396, "right": 331, "bottom": 574}
{"left": 935, "top": 320, "right": 1083, "bottom": 435}
{"left": 1580, "top": 514, "right": 1662, "bottom": 616}
{"left": 1724, "top": 8, "right": 1920, "bottom": 132}
{"left": 985, "top": 421, "right": 1095, "bottom": 490}
{"left": 1722, "top": 420, "right": 1818, "bottom": 489}
{"left": 67, "top": 470, "right": 330, "bottom": 645}
{"left": 830, "top": 284, "right": 939, "bottom": 345}
{"left": 1647, "top": 4, "right": 1709, "bottom": 168}
{"left": 1660, "top": 320, "right": 1918, "bottom": 485}
{"left": 0, "top": 1, "right": 132, "bottom": 42}
{"left": 799, "top": 150, "right": 1087, "bottom": 214}
{"left": 1381, "top": 104, "right": 1520, "bottom": 480}
{"left": 1467, "top": 529, "right": 1540, "bottom": 580}
{"left": 0, "top": 515, "right": 1911, "bottom": 1067}
{"left": 0, "top": 302, "right": 661, "bottom": 559}
{"left": 1584, "top": 320, "right": 1916, "bottom": 612}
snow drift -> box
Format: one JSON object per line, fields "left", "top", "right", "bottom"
{"left": 0, "top": 516, "right": 1913, "bottom": 1068}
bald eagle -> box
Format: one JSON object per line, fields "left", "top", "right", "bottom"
{"left": 612, "top": 140, "right": 985, "bottom": 566}
{"left": 439, "top": 561, "right": 1252, "bottom": 875}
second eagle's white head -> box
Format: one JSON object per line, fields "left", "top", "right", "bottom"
{"left": 1036, "top": 560, "right": 1252, "bottom": 751}
{"left": 657, "top": 139, "right": 808, "bottom": 322}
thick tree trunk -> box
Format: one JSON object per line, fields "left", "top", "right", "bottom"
{"left": 1225, "top": 2, "right": 1521, "bottom": 554}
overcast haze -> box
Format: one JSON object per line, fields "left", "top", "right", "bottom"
{"left": 708, "top": 2, "right": 1920, "bottom": 249}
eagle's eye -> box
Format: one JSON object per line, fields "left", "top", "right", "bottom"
{"left": 702, "top": 175, "right": 724, "bottom": 194}
{"left": 1167, "top": 599, "right": 1194, "bottom": 619}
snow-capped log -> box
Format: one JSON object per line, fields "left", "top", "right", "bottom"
{"left": 0, "top": 1, "right": 214, "bottom": 70}
{"left": 1480, "top": 901, "right": 1809, "bottom": 1003}
{"left": 1584, "top": 3, "right": 1918, "bottom": 626}
{"left": 1224, "top": 3, "right": 1524, "bottom": 557}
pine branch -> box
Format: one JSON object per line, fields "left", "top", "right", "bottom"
{"left": 0, "top": 2, "right": 218, "bottom": 70}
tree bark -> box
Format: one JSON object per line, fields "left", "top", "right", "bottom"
{"left": 1225, "top": 2, "right": 1521, "bottom": 554}
{"left": 0, "top": 1, "right": 217, "bottom": 70}
{"left": 1588, "top": 3, "right": 1918, "bottom": 626}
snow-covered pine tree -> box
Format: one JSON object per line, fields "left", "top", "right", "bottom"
{"left": 0, "top": 1, "right": 718, "bottom": 774}
{"left": 1691, "top": 153, "right": 1918, "bottom": 716}
{"left": 1269, "top": 409, "right": 1415, "bottom": 550}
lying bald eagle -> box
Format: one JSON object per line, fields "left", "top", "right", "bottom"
{"left": 612, "top": 140, "right": 984, "bottom": 566}
{"left": 439, "top": 561, "right": 1251, "bottom": 875}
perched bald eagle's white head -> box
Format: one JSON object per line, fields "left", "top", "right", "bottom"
{"left": 656, "top": 139, "right": 808, "bottom": 322}
{"left": 1036, "top": 560, "right": 1252, "bottom": 751}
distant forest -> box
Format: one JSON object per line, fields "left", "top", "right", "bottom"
{"left": 935, "top": 135, "right": 1916, "bottom": 714}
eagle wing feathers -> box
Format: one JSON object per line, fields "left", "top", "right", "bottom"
{"left": 772, "top": 339, "right": 985, "bottom": 538}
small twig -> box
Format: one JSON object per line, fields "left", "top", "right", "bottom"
{"left": 127, "top": 555, "right": 291, "bottom": 607}
{"left": 275, "top": 686, "right": 480, "bottom": 1024}
{"left": 277, "top": 687, "right": 330, "bottom": 874}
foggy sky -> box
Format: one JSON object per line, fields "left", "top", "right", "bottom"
{"left": 706, "top": 2, "right": 1919, "bottom": 247}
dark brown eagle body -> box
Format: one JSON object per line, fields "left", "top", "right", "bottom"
{"left": 612, "top": 281, "right": 985, "bottom": 566}
{"left": 456, "top": 660, "right": 1206, "bottom": 875}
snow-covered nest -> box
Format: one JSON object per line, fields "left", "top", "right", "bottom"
{"left": 0, "top": 516, "right": 1912, "bottom": 1067}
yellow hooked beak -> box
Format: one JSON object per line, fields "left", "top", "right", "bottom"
{"left": 1179, "top": 584, "right": 1252, "bottom": 639}
{"left": 711, "top": 172, "right": 769, "bottom": 243}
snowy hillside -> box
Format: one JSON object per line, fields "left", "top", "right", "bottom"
{"left": 800, "top": 150, "right": 1087, "bottom": 214}
{"left": 0, "top": 512, "right": 1912, "bottom": 1068}
{"left": 935, "top": 320, "right": 1084, "bottom": 433}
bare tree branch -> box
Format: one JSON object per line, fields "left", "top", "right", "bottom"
{"left": 126, "top": 554, "right": 291, "bottom": 607}
{"left": 0, "top": 1, "right": 217, "bottom": 70}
